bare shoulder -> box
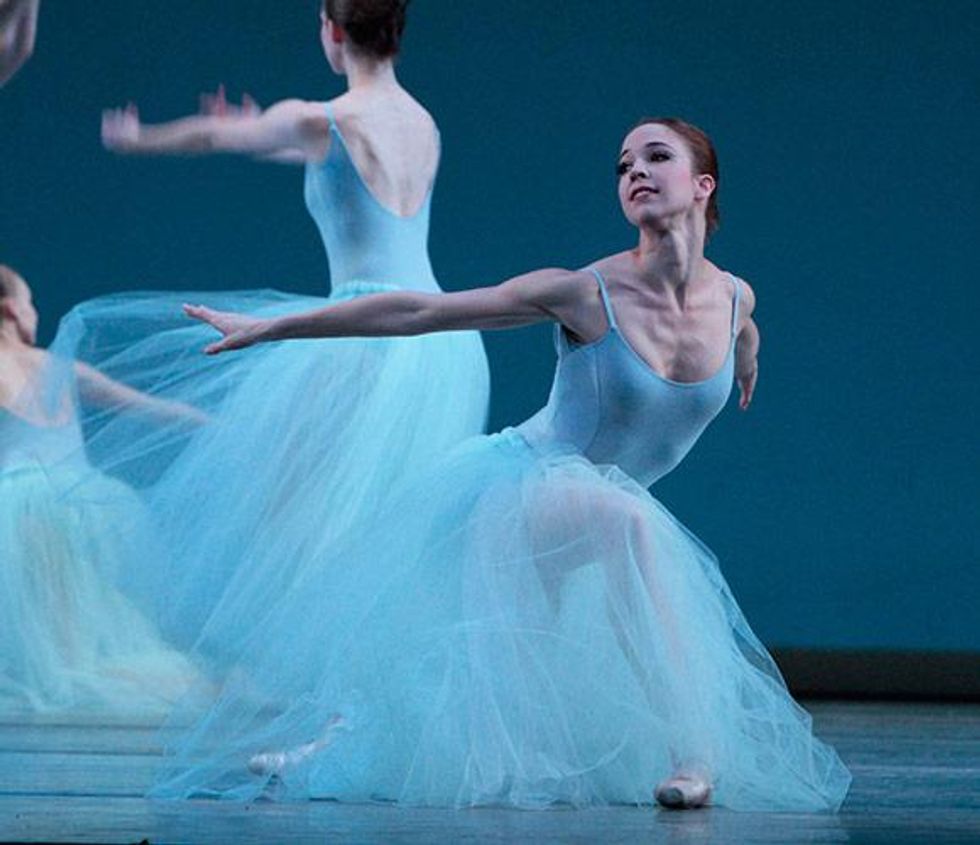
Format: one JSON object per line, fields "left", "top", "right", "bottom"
{"left": 735, "top": 277, "right": 757, "bottom": 316}
{"left": 514, "top": 267, "right": 595, "bottom": 305}
{"left": 713, "top": 261, "right": 755, "bottom": 317}
{"left": 278, "top": 99, "right": 330, "bottom": 136}
{"left": 330, "top": 91, "right": 437, "bottom": 142}
{"left": 589, "top": 251, "right": 637, "bottom": 285}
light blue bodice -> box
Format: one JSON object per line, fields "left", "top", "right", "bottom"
{"left": 303, "top": 103, "right": 440, "bottom": 294}
{"left": 519, "top": 268, "right": 740, "bottom": 487}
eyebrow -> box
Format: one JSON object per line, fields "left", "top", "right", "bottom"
{"left": 618, "top": 141, "right": 675, "bottom": 160}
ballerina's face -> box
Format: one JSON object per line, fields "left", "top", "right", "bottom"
{"left": 616, "top": 123, "right": 715, "bottom": 231}
{"left": 2, "top": 276, "right": 39, "bottom": 346}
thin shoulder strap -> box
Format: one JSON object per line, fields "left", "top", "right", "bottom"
{"left": 323, "top": 101, "right": 339, "bottom": 132}
{"left": 729, "top": 274, "right": 742, "bottom": 337}
{"left": 589, "top": 267, "right": 618, "bottom": 330}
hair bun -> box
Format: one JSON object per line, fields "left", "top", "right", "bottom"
{"left": 326, "top": 0, "right": 409, "bottom": 58}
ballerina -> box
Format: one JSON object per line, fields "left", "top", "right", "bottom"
{"left": 0, "top": 265, "right": 200, "bottom": 717}
{"left": 59, "top": 0, "right": 489, "bottom": 658}
{"left": 158, "top": 117, "right": 851, "bottom": 811}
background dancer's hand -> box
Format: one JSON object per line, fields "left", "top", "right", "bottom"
{"left": 0, "top": 0, "right": 39, "bottom": 87}
{"left": 199, "top": 84, "right": 260, "bottom": 120}
{"left": 101, "top": 103, "right": 141, "bottom": 151}
{"left": 183, "top": 304, "right": 269, "bottom": 355}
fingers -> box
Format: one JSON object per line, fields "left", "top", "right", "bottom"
{"left": 182, "top": 302, "right": 208, "bottom": 321}
{"left": 101, "top": 108, "right": 124, "bottom": 147}
{"left": 739, "top": 386, "right": 751, "bottom": 410}
{"left": 199, "top": 86, "right": 257, "bottom": 118}
{"left": 101, "top": 103, "right": 139, "bottom": 149}
{"left": 204, "top": 333, "right": 248, "bottom": 356}
{"left": 738, "top": 368, "right": 758, "bottom": 410}
{"left": 199, "top": 84, "right": 227, "bottom": 116}
{"left": 183, "top": 303, "right": 222, "bottom": 329}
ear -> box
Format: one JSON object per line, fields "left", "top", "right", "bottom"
{"left": 0, "top": 299, "right": 15, "bottom": 323}
{"left": 329, "top": 20, "right": 346, "bottom": 44}
{"left": 694, "top": 173, "right": 716, "bottom": 202}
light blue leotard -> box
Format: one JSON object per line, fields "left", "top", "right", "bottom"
{"left": 520, "top": 267, "right": 739, "bottom": 487}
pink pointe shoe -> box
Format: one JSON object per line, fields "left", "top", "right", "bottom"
{"left": 654, "top": 774, "right": 712, "bottom": 809}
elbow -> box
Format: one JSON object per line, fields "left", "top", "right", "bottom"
{"left": 192, "top": 128, "right": 219, "bottom": 153}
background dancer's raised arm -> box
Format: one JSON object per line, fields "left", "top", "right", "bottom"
{"left": 0, "top": 0, "right": 38, "bottom": 87}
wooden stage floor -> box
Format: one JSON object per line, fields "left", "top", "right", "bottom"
{"left": 0, "top": 700, "right": 977, "bottom": 844}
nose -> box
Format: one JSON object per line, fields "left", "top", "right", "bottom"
{"left": 629, "top": 163, "right": 649, "bottom": 181}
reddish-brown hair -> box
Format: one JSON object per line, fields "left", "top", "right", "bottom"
{"left": 630, "top": 117, "right": 720, "bottom": 238}
{"left": 324, "top": 0, "right": 408, "bottom": 58}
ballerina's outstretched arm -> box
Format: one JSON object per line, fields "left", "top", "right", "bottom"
{"left": 184, "top": 268, "right": 602, "bottom": 354}
{"left": 75, "top": 362, "right": 208, "bottom": 425}
{"left": 101, "top": 94, "right": 329, "bottom": 163}
{"left": 187, "top": 271, "right": 763, "bottom": 410}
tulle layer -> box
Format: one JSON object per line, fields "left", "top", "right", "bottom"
{"left": 151, "top": 431, "right": 851, "bottom": 812}
{"left": 50, "top": 286, "right": 490, "bottom": 658}
{"left": 0, "top": 461, "right": 197, "bottom": 716}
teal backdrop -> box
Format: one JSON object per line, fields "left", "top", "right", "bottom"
{"left": 2, "top": 1, "right": 977, "bottom": 653}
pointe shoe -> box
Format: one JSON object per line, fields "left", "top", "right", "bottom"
{"left": 654, "top": 775, "right": 711, "bottom": 809}
{"left": 247, "top": 749, "right": 289, "bottom": 776}
{"left": 247, "top": 715, "right": 348, "bottom": 777}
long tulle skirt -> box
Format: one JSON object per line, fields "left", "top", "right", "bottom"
{"left": 50, "top": 284, "right": 490, "bottom": 661}
{"left": 150, "top": 431, "right": 851, "bottom": 812}
{"left": 0, "top": 461, "right": 197, "bottom": 716}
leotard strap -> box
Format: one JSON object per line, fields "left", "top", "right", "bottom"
{"left": 589, "top": 267, "right": 619, "bottom": 331}
{"left": 323, "top": 101, "right": 339, "bottom": 132}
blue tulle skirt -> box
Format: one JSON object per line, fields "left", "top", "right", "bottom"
{"left": 0, "top": 458, "right": 198, "bottom": 717}
{"left": 50, "top": 283, "right": 490, "bottom": 661}
{"left": 150, "top": 430, "right": 851, "bottom": 812}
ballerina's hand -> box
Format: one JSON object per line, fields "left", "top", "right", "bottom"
{"left": 101, "top": 103, "right": 141, "bottom": 151}
{"left": 736, "top": 361, "right": 757, "bottom": 410}
{"left": 199, "top": 83, "right": 260, "bottom": 119}
{"left": 183, "top": 304, "right": 269, "bottom": 355}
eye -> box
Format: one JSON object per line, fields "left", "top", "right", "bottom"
{"left": 616, "top": 160, "right": 631, "bottom": 176}
{"left": 648, "top": 151, "right": 671, "bottom": 163}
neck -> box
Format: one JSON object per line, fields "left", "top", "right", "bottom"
{"left": 632, "top": 214, "right": 707, "bottom": 292}
{"left": 0, "top": 323, "right": 28, "bottom": 350}
{"left": 344, "top": 53, "right": 398, "bottom": 91}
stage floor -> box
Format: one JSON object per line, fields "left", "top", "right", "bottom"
{"left": 0, "top": 700, "right": 977, "bottom": 844}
